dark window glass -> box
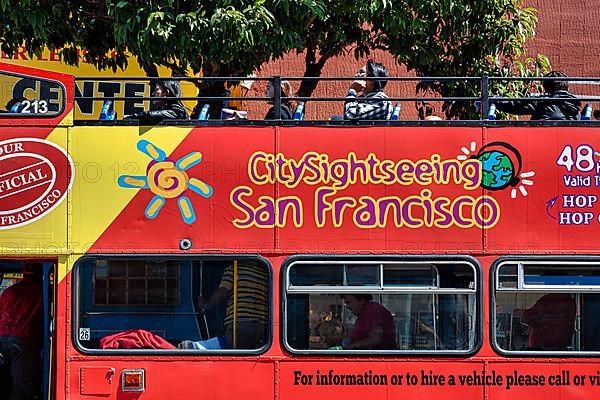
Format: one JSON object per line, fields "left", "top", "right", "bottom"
{"left": 494, "top": 261, "right": 600, "bottom": 353}
{"left": 285, "top": 260, "right": 477, "bottom": 353}
{"left": 77, "top": 257, "right": 270, "bottom": 353}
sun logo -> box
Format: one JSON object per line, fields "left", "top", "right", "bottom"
{"left": 118, "top": 140, "right": 213, "bottom": 224}
{"left": 457, "top": 141, "right": 535, "bottom": 199}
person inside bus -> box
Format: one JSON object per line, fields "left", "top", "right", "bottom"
{"left": 341, "top": 294, "right": 396, "bottom": 350}
{"left": 197, "top": 260, "right": 268, "bottom": 349}
{"left": 343, "top": 59, "right": 392, "bottom": 120}
{"left": 125, "top": 79, "right": 189, "bottom": 123}
{"left": 264, "top": 80, "right": 295, "bottom": 120}
{"left": 521, "top": 293, "right": 576, "bottom": 350}
{"left": 493, "top": 71, "right": 580, "bottom": 120}
{"left": 0, "top": 264, "right": 43, "bottom": 400}
{"left": 318, "top": 320, "right": 345, "bottom": 350}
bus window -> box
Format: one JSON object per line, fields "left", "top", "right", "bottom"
{"left": 494, "top": 260, "right": 600, "bottom": 354}
{"left": 0, "top": 71, "right": 65, "bottom": 116}
{"left": 74, "top": 257, "right": 270, "bottom": 353}
{"left": 284, "top": 259, "right": 479, "bottom": 353}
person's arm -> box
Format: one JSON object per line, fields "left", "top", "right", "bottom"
{"left": 126, "top": 104, "right": 188, "bottom": 123}
{"left": 344, "top": 89, "right": 391, "bottom": 120}
{"left": 345, "top": 326, "right": 384, "bottom": 349}
{"left": 494, "top": 98, "right": 537, "bottom": 116}
{"left": 344, "top": 90, "right": 383, "bottom": 120}
{"left": 125, "top": 109, "right": 173, "bottom": 124}
{"left": 202, "top": 287, "right": 230, "bottom": 310}
{"left": 198, "top": 265, "right": 234, "bottom": 311}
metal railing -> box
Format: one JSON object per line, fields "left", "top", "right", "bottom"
{"left": 72, "top": 75, "right": 600, "bottom": 124}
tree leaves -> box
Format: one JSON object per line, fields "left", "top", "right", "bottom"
{"left": 0, "top": 0, "right": 548, "bottom": 118}
{"left": 376, "top": 0, "right": 548, "bottom": 118}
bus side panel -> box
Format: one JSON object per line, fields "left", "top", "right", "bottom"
{"left": 487, "top": 361, "right": 599, "bottom": 400}
{"left": 0, "top": 126, "right": 70, "bottom": 254}
{"left": 278, "top": 360, "right": 485, "bottom": 400}
{"left": 276, "top": 126, "right": 486, "bottom": 253}
{"left": 485, "top": 126, "right": 600, "bottom": 252}
{"left": 71, "top": 126, "right": 277, "bottom": 254}
{"left": 67, "top": 359, "right": 275, "bottom": 399}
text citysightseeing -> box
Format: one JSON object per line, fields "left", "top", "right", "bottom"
{"left": 248, "top": 151, "right": 481, "bottom": 191}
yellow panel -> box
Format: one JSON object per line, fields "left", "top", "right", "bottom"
{"left": 1, "top": 49, "right": 198, "bottom": 119}
{"left": 1, "top": 48, "right": 174, "bottom": 78}
{"left": 57, "top": 255, "right": 71, "bottom": 286}
{"left": 69, "top": 126, "right": 191, "bottom": 254}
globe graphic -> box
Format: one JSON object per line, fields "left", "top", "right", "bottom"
{"left": 477, "top": 150, "right": 515, "bottom": 189}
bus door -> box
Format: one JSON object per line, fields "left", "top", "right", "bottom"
{"left": 41, "top": 261, "right": 55, "bottom": 400}
{"left": 0, "top": 260, "right": 55, "bottom": 400}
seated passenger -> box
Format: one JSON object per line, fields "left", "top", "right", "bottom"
{"left": 5, "top": 97, "right": 27, "bottom": 113}
{"left": 125, "top": 79, "right": 189, "bottom": 123}
{"left": 264, "top": 80, "right": 295, "bottom": 120}
{"left": 494, "top": 71, "right": 580, "bottom": 120}
{"left": 343, "top": 60, "right": 392, "bottom": 120}
{"left": 318, "top": 320, "right": 345, "bottom": 350}
{"left": 198, "top": 260, "right": 268, "bottom": 349}
{"left": 191, "top": 78, "right": 229, "bottom": 120}
{"left": 521, "top": 293, "right": 576, "bottom": 350}
{"left": 341, "top": 294, "right": 396, "bottom": 350}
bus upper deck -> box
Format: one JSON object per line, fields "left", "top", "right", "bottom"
{"left": 3, "top": 61, "right": 600, "bottom": 400}
{"left": 2, "top": 60, "right": 600, "bottom": 124}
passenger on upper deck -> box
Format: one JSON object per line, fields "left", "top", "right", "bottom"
{"left": 191, "top": 79, "right": 229, "bottom": 120}
{"left": 494, "top": 71, "right": 581, "bottom": 120}
{"left": 125, "top": 79, "right": 189, "bottom": 123}
{"left": 4, "top": 97, "right": 27, "bottom": 113}
{"left": 264, "top": 80, "right": 295, "bottom": 120}
{"left": 343, "top": 60, "right": 392, "bottom": 120}
{"left": 341, "top": 294, "right": 396, "bottom": 350}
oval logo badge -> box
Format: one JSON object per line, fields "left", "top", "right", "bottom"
{"left": 0, "top": 138, "right": 74, "bottom": 230}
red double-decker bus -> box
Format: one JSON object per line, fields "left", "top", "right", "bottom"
{"left": 1, "top": 61, "right": 600, "bottom": 400}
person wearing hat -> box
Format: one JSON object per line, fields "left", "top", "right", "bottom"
{"left": 344, "top": 60, "right": 392, "bottom": 120}
{"left": 0, "top": 264, "right": 43, "bottom": 400}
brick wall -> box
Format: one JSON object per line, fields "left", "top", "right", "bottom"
{"left": 243, "top": 0, "right": 600, "bottom": 119}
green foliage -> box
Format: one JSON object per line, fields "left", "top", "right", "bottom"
{"left": 0, "top": 1, "right": 124, "bottom": 71}
{"left": 279, "top": 0, "right": 381, "bottom": 97}
{"left": 0, "top": 0, "right": 548, "bottom": 116}
{"left": 375, "top": 0, "right": 549, "bottom": 119}
{"left": 105, "top": 0, "right": 301, "bottom": 76}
